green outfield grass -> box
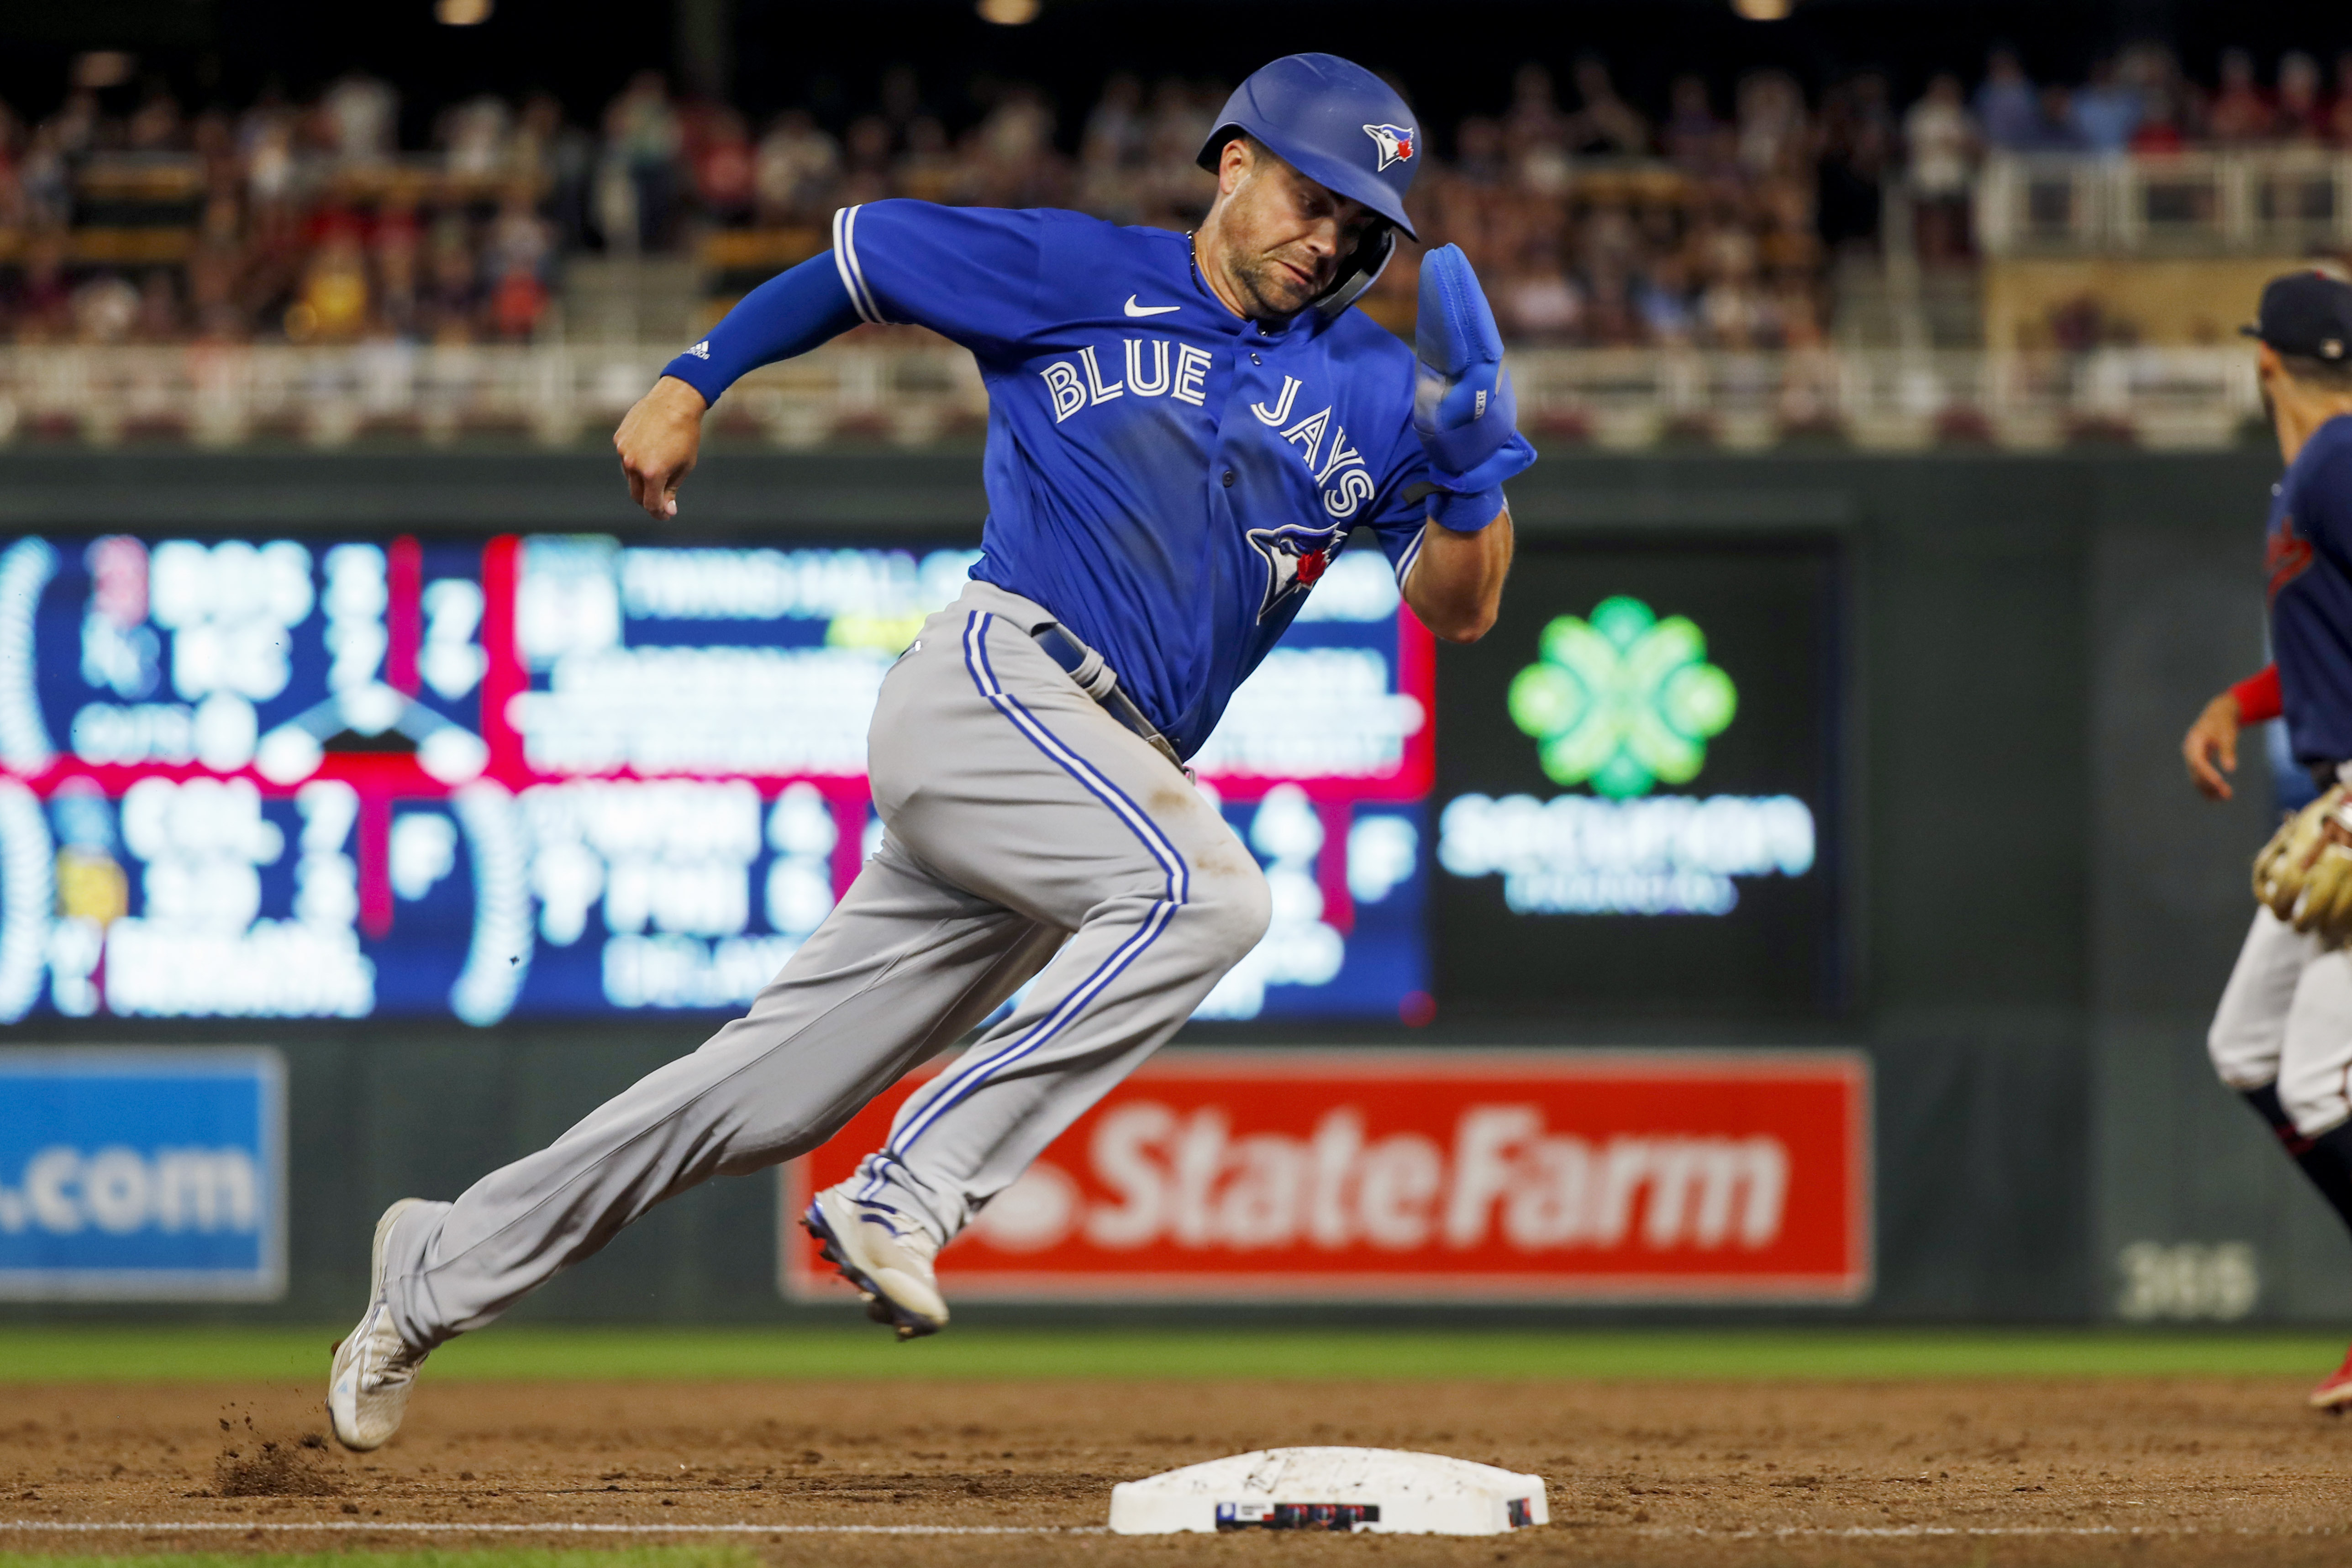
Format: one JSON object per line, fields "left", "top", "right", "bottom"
{"left": 0, "top": 1325, "right": 2343, "bottom": 1383}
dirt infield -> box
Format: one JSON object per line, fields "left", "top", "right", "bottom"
{"left": 3, "top": 1378, "right": 2350, "bottom": 1566}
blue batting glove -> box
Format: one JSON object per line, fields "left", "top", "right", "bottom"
{"left": 1412, "top": 244, "right": 1536, "bottom": 531}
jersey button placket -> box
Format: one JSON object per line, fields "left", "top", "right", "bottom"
{"left": 1220, "top": 326, "right": 1291, "bottom": 516}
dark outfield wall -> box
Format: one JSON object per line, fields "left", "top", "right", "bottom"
{"left": 0, "top": 442, "right": 2314, "bottom": 1326}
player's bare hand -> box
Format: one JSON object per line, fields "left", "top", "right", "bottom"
{"left": 2183, "top": 691, "right": 2242, "bottom": 801}
{"left": 614, "top": 377, "right": 709, "bottom": 521}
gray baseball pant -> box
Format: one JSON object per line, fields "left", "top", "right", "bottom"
{"left": 380, "top": 581, "right": 1270, "bottom": 1349}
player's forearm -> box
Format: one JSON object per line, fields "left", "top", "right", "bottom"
{"left": 1405, "top": 505, "right": 1513, "bottom": 643}
{"left": 659, "top": 253, "right": 865, "bottom": 404}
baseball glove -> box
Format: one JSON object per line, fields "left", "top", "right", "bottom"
{"left": 2255, "top": 784, "right": 2352, "bottom": 942}
{"left": 2299, "top": 842, "right": 2352, "bottom": 947}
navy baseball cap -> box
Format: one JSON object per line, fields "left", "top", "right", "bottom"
{"left": 2241, "top": 270, "right": 2352, "bottom": 362}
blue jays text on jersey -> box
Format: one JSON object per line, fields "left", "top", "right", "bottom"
{"left": 828, "top": 200, "right": 1436, "bottom": 759}
{"left": 2266, "top": 413, "right": 2352, "bottom": 766}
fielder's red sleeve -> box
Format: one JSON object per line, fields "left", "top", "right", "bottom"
{"left": 2232, "top": 664, "right": 2283, "bottom": 723}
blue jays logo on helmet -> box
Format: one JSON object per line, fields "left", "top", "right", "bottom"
{"left": 1196, "top": 54, "right": 1422, "bottom": 240}
{"left": 1362, "top": 123, "right": 1415, "bottom": 172}
{"left": 1247, "top": 524, "right": 1347, "bottom": 621}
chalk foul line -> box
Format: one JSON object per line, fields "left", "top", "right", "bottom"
{"left": 1, "top": 1520, "right": 2346, "bottom": 1540}
{"left": 1641, "top": 1524, "right": 2347, "bottom": 1540}
{"left": 0, "top": 1521, "right": 1106, "bottom": 1537}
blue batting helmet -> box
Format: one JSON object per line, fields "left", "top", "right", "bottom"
{"left": 1197, "top": 54, "right": 1421, "bottom": 241}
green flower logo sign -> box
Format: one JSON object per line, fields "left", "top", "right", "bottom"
{"left": 1507, "top": 595, "right": 1738, "bottom": 798}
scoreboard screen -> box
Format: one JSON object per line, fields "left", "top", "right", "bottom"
{"left": 0, "top": 533, "right": 1431, "bottom": 1026}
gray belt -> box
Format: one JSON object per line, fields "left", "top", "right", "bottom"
{"left": 1031, "top": 624, "right": 1184, "bottom": 771}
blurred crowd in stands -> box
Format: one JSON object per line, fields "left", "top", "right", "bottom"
{"left": 0, "top": 42, "right": 2348, "bottom": 351}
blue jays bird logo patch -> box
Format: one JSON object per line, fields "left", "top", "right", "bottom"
{"left": 1362, "top": 123, "right": 1415, "bottom": 171}
{"left": 1247, "top": 524, "right": 1346, "bottom": 621}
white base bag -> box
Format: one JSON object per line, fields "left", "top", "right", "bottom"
{"left": 1108, "top": 1446, "right": 1549, "bottom": 1536}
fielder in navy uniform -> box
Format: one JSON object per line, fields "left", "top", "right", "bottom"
{"left": 2182, "top": 269, "right": 2352, "bottom": 1409}
{"left": 331, "top": 54, "right": 1535, "bottom": 1448}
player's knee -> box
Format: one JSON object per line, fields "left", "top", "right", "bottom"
{"left": 2203, "top": 1022, "right": 2243, "bottom": 1083}
{"left": 2205, "top": 1018, "right": 2278, "bottom": 1089}
{"left": 1187, "top": 864, "right": 1271, "bottom": 970}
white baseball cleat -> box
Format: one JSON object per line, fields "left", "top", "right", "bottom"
{"left": 327, "top": 1198, "right": 431, "bottom": 1451}
{"left": 804, "top": 1186, "right": 948, "bottom": 1340}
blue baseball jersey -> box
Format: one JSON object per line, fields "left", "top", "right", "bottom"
{"left": 831, "top": 200, "right": 1436, "bottom": 758}
{"left": 2268, "top": 414, "right": 2352, "bottom": 765}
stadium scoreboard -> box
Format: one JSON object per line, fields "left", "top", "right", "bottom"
{"left": 0, "top": 532, "right": 1431, "bottom": 1026}
{"left": 0, "top": 528, "right": 1842, "bottom": 1027}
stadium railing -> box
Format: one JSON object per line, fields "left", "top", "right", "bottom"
{"left": 0, "top": 342, "right": 2264, "bottom": 452}
{"left": 1976, "top": 149, "right": 2352, "bottom": 257}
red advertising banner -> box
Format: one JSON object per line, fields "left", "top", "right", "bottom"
{"left": 779, "top": 1051, "right": 1871, "bottom": 1303}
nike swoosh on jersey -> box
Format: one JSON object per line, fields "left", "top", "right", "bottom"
{"left": 1124, "top": 296, "right": 1182, "bottom": 317}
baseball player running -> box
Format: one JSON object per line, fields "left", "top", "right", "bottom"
{"left": 329, "top": 53, "right": 1534, "bottom": 1450}
{"left": 2183, "top": 269, "right": 2352, "bottom": 1410}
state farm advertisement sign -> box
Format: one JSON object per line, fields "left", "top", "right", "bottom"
{"left": 781, "top": 1052, "right": 1870, "bottom": 1303}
